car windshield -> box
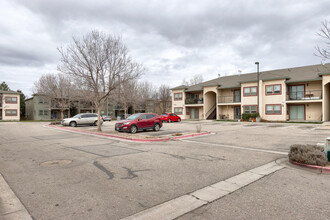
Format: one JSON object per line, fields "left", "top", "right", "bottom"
{"left": 161, "top": 114, "right": 168, "bottom": 116}
{"left": 126, "top": 113, "right": 142, "bottom": 120}
{"left": 73, "top": 114, "right": 81, "bottom": 118}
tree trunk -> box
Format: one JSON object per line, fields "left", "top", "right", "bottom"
{"left": 97, "top": 107, "right": 102, "bottom": 132}
{"left": 60, "top": 110, "right": 64, "bottom": 120}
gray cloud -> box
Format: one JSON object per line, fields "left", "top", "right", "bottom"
{"left": 1, "top": 0, "right": 330, "bottom": 96}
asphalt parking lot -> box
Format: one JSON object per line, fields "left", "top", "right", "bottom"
{"left": 0, "top": 121, "right": 329, "bottom": 219}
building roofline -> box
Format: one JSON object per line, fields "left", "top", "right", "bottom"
{"left": 0, "top": 90, "right": 21, "bottom": 95}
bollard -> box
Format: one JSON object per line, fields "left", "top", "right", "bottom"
{"left": 325, "top": 137, "right": 330, "bottom": 162}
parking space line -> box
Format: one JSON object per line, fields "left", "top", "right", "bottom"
{"left": 121, "top": 160, "right": 285, "bottom": 220}
{"left": 179, "top": 139, "right": 288, "bottom": 155}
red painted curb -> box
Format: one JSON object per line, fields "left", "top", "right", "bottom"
{"left": 44, "top": 125, "right": 210, "bottom": 142}
{"left": 289, "top": 160, "right": 330, "bottom": 174}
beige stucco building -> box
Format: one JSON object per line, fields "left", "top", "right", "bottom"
{"left": 172, "top": 63, "right": 330, "bottom": 122}
{"left": 0, "top": 90, "right": 20, "bottom": 121}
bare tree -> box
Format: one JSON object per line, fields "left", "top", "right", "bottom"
{"left": 120, "top": 80, "right": 139, "bottom": 115}
{"left": 157, "top": 84, "right": 171, "bottom": 113}
{"left": 58, "top": 30, "right": 143, "bottom": 131}
{"left": 136, "top": 81, "right": 156, "bottom": 111}
{"left": 182, "top": 74, "right": 204, "bottom": 86}
{"left": 315, "top": 20, "right": 330, "bottom": 60}
{"left": 33, "top": 73, "right": 75, "bottom": 120}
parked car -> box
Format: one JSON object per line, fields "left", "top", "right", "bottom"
{"left": 160, "top": 113, "right": 181, "bottom": 123}
{"left": 115, "top": 113, "right": 162, "bottom": 134}
{"left": 120, "top": 114, "right": 131, "bottom": 120}
{"left": 102, "top": 115, "right": 112, "bottom": 121}
{"left": 61, "top": 113, "right": 103, "bottom": 127}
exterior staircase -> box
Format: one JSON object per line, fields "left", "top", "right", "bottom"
{"left": 207, "top": 108, "right": 216, "bottom": 120}
{"left": 206, "top": 105, "right": 216, "bottom": 120}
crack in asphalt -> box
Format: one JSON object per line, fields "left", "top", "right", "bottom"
{"left": 121, "top": 167, "right": 152, "bottom": 179}
{"left": 93, "top": 161, "right": 114, "bottom": 179}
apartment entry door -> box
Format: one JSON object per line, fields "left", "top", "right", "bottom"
{"left": 289, "top": 105, "right": 305, "bottom": 120}
{"left": 234, "top": 106, "right": 241, "bottom": 119}
{"left": 190, "top": 108, "right": 199, "bottom": 119}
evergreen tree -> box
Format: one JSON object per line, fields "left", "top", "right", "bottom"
{"left": 17, "top": 90, "right": 26, "bottom": 118}
{"left": 0, "top": 81, "right": 10, "bottom": 91}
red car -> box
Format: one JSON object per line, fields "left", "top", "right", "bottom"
{"left": 160, "top": 113, "right": 181, "bottom": 123}
{"left": 115, "top": 113, "right": 162, "bottom": 134}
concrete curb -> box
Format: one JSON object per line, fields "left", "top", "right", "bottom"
{"left": 0, "top": 173, "right": 32, "bottom": 220}
{"left": 289, "top": 160, "right": 330, "bottom": 174}
{"left": 44, "top": 125, "right": 211, "bottom": 142}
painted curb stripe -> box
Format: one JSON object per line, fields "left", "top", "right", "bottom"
{"left": 289, "top": 160, "right": 330, "bottom": 174}
{"left": 121, "top": 161, "right": 284, "bottom": 220}
{"left": 44, "top": 125, "right": 211, "bottom": 142}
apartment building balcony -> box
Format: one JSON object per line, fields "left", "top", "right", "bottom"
{"left": 286, "top": 90, "right": 322, "bottom": 103}
{"left": 217, "top": 96, "right": 241, "bottom": 105}
{"left": 185, "top": 98, "right": 204, "bottom": 106}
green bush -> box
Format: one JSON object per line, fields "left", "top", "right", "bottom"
{"left": 241, "top": 113, "right": 260, "bottom": 121}
{"left": 288, "top": 144, "right": 328, "bottom": 166}
{"left": 241, "top": 113, "right": 251, "bottom": 121}
{"left": 251, "top": 113, "right": 259, "bottom": 119}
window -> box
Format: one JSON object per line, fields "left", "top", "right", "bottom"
{"left": 5, "top": 97, "right": 17, "bottom": 104}
{"left": 266, "top": 104, "right": 281, "bottom": 114}
{"left": 140, "top": 114, "right": 147, "bottom": 120}
{"left": 174, "top": 107, "right": 183, "bottom": 115}
{"left": 39, "top": 110, "right": 49, "bottom": 116}
{"left": 174, "top": 93, "right": 183, "bottom": 100}
{"left": 266, "top": 84, "right": 281, "bottom": 95}
{"left": 243, "top": 105, "right": 257, "bottom": 113}
{"left": 5, "top": 110, "right": 17, "bottom": 116}
{"left": 146, "top": 114, "right": 156, "bottom": 119}
{"left": 243, "top": 87, "right": 257, "bottom": 96}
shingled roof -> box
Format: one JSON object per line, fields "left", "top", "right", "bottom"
{"left": 0, "top": 90, "right": 21, "bottom": 94}
{"left": 172, "top": 63, "right": 330, "bottom": 92}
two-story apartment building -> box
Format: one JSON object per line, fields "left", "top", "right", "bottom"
{"left": 172, "top": 63, "right": 330, "bottom": 122}
{"left": 0, "top": 90, "right": 20, "bottom": 121}
{"left": 26, "top": 94, "right": 172, "bottom": 120}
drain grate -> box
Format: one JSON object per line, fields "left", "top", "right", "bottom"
{"left": 40, "top": 159, "right": 72, "bottom": 167}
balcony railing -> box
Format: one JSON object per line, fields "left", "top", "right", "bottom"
{"left": 287, "top": 90, "right": 322, "bottom": 101}
{"left": 185, "top": 98, "right": 203, "bottom": 105}
{"left": 218, "top": 96, "right": 241, "bottom": 103}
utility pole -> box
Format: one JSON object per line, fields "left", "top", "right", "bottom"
{"left": 255, "top": 62, "right": 260, "bottom": 113}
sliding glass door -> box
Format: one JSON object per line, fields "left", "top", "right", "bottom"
{"left": 289, "top": 105, "right": 305, "bottom": 120}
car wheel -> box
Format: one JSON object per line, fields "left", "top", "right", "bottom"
{"left": 178, "top": 118, "right": 181, "bottom": 122}
{"left": 69, "top": 121, "right": 76, "bottom": 127}
{"left": 153, "top": 123, "right": 160, "bottom": 131}
{"left": 168, "top": 119, "right": 171, "bottom": 123}
{"left": 130, "top": 125, "right": 138, "bottom": 134}
{"left": 94, "top": 121, "right": 98, "bottom": 126}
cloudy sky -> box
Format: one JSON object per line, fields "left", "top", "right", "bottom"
{"left": 1, "top": 0, "right": 330, "bottom": 97}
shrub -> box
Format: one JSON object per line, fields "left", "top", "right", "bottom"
{"left": 288, "top": 144, "right": 328, "bottom": 166}
{"left": 241, "top": 113, "right": 251, "bottom": 121}
{"left": 251, "top": 113, "right": 260, "bottom": 119}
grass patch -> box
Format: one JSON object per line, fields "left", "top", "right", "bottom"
{"left": 172, "top": 133, "right": 183, "bottom": 136}
{"left": 285, "top": 121, "right": 323, "bottom": 124}
{"left": 214, "top": 120, "right": 238, "bottom": 122}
